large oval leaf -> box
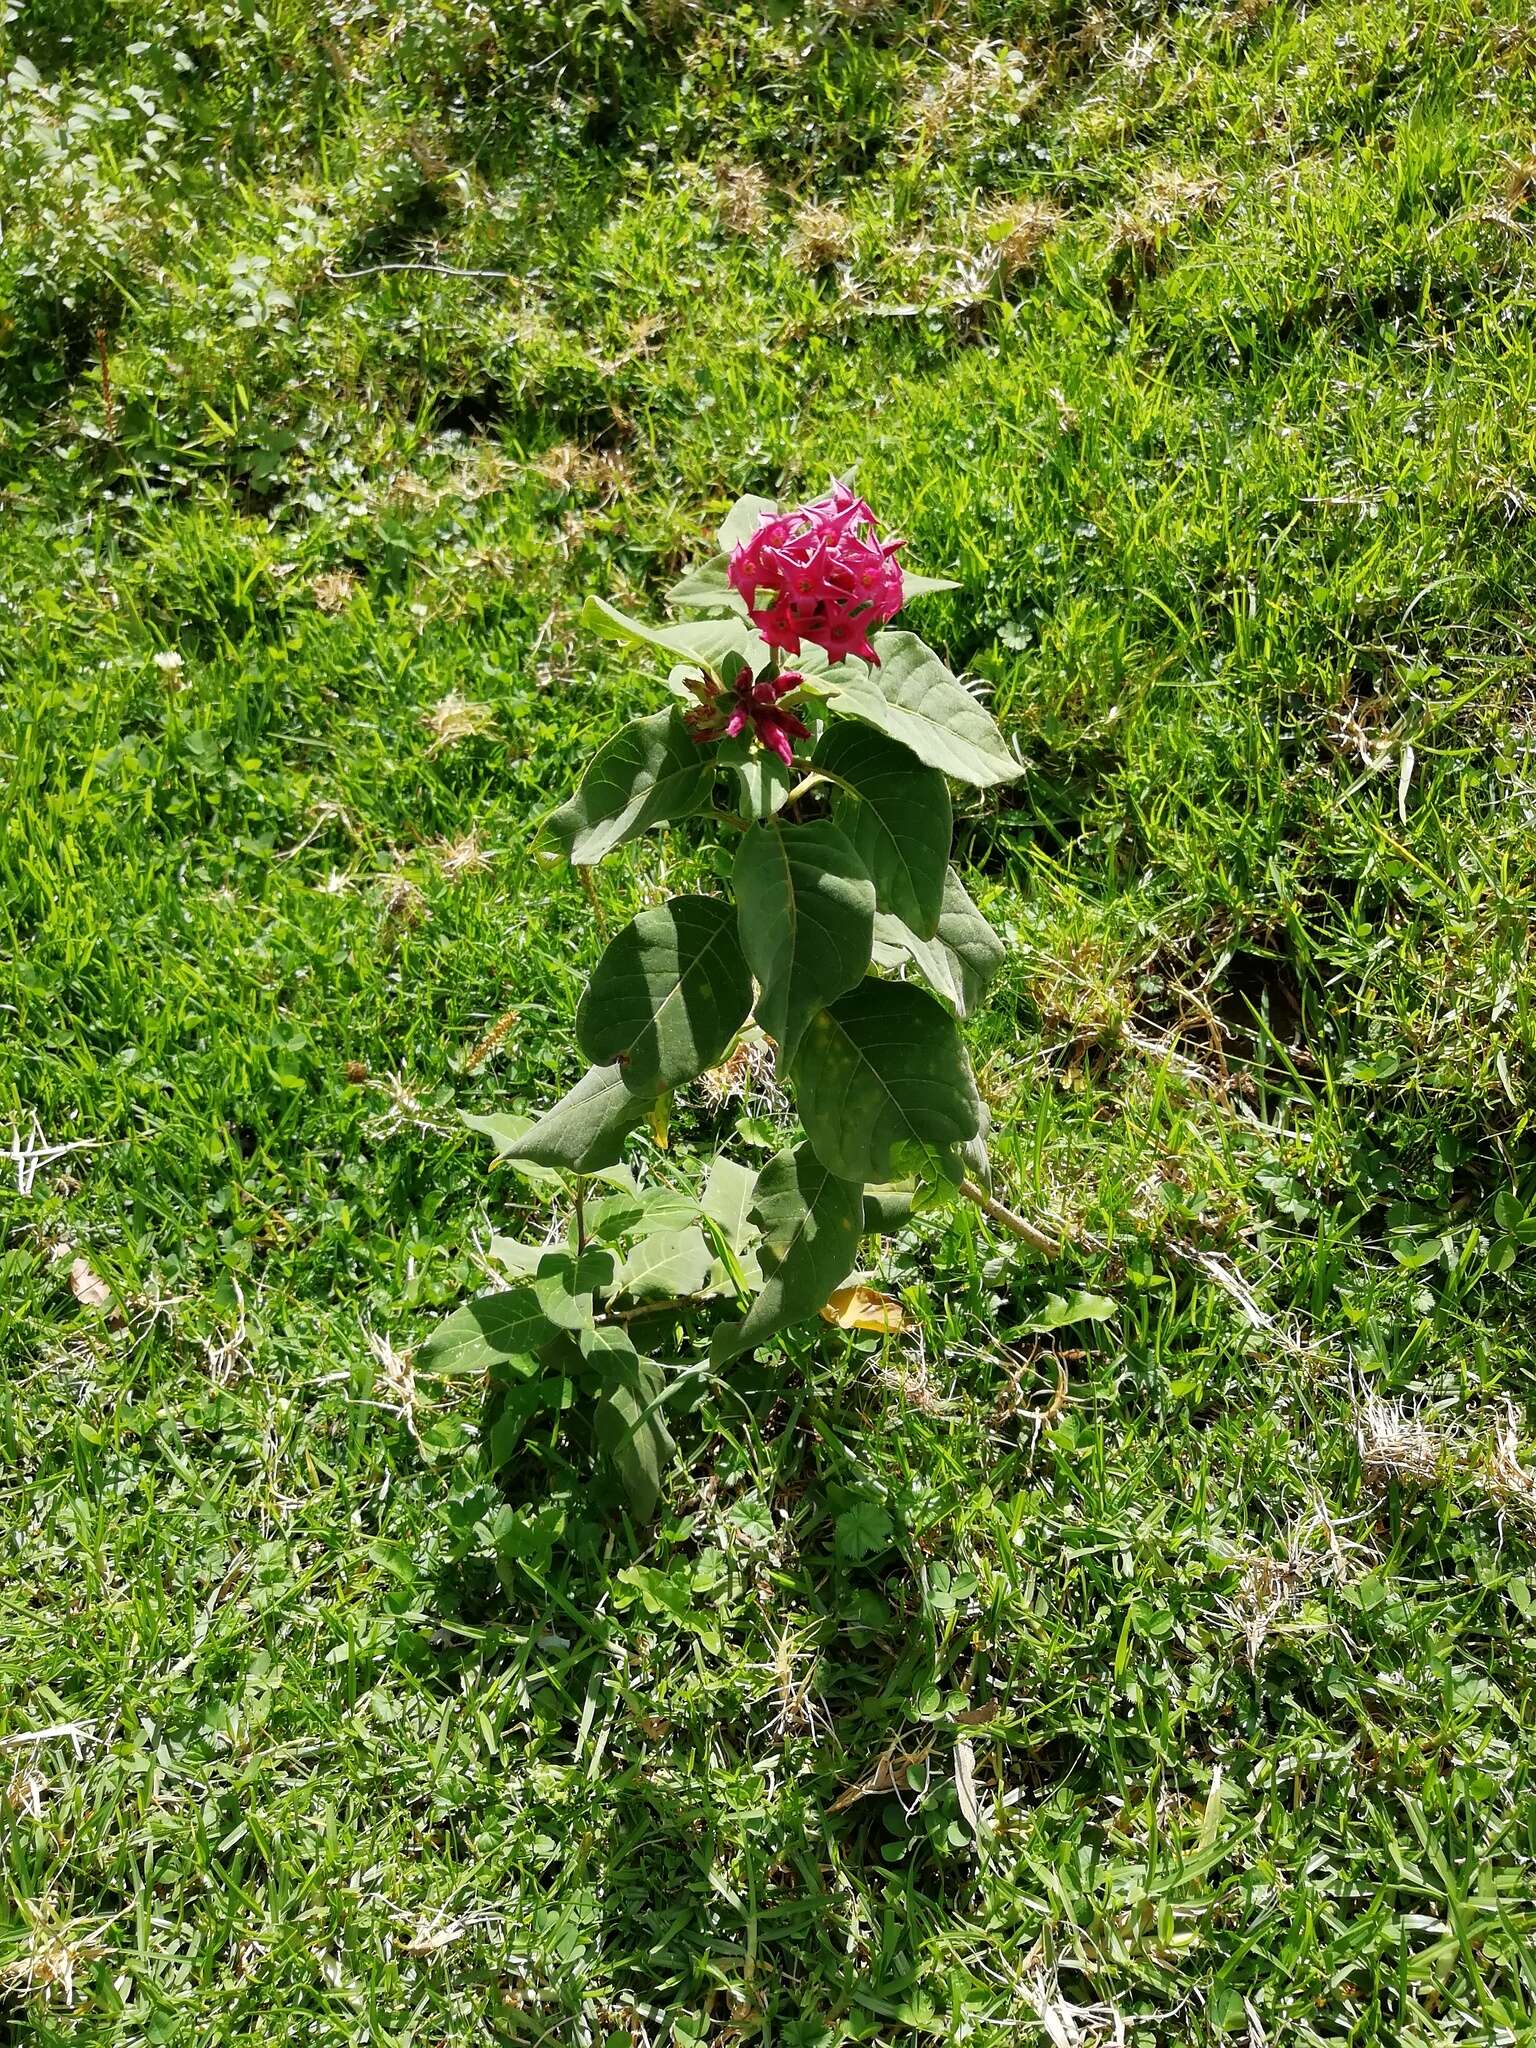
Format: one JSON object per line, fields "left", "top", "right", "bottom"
{"left": 495, "top": 1063, "right": 654, "bottom": 1175}
{"left": 733, "top": 820, "right": 875, "bottom": 1063}
{"left": 871, "top": 867, "right": 1005, "bottom": 1018}
{"left": 421, "top": 1251, "right": 610, "bottom": 1374}
{"left": 577, "top": 895, "right": 753, "bottom": 1095}
{"left": 545, "top": 708, "right": 715, "bottom": 867}
{"left": 822, "top": 631, "right": 1020, "bottom": 789}
{"left": 790, "top": 978, "right": 981, "bottom": 1183}
{"left": 815, "top": 723, "right": 950, "bottom": 939}
{"left": 582, "top": 1328, "right": 676, "bottom": 1522}
{"left": 711, "top": 1142, "right": 863, "bottom": 1365}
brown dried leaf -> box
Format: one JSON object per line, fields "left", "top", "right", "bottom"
{"left": 67, "top": 1258, "right": 112, "bottom": 1311}
{"left": 828, "top": 1742, "right": 932, "bottom": 1812}
{"left": 954, "top": 1737, "right": 982, "bottom": 1841}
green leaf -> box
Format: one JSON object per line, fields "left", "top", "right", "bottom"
{"left": 494, "top": 1063, "right": 655, "bottom": 1175}
{"left": 835, "top": 1500, "right": 895, "bottom": 1562}
{"left": 871, "top": 867, "right": 1005, "bottom": 1017}
{"left": 577, "top": 895, "right": 753, "bottom": 1095}
{"left": 718, "top": 492, "right": 778, "bottom": 550}
{"left": 420, "top": 1257, "right": 599, "bottom": 1376}
{"left": 790, "top": 978, "right": 981, "bottom": 1184}
{"left": 823, "top": 632, "right": 1020, "bottom": 788}
{"left": 483, "top": 1377, "right": 568, "bottom": 1470}
{"left": 733, "top": 820, "right": 875, "bottom": 1063}
{"left": 585, "top": 1186, "right": 700, "bottom": 1243}
{"left": 862, "top": 1186, "right": 915, "bottom": 1235}
{"left": 460, "top": 1110, "right": 638, "bottom": 1192}
{"left": 584, "top": 1329, "right": 675, "bottom": 1521}
{"left": 459, "top": 1111, "right": 562, "bottom": 1187}
{"left": 665, "top": 554, "right": 746, "bottom": 614}
{"left": 581, "top": 592, "right": 754, "bottom": 671}
{"left": 485, "top": 1235, "right": 546, "bottom": 1278}
{"left": 616, "top": 1225, "right": 715, "bottom": 1299}
{"left": 711, "top": 1141, "right": 863, "bottom": 1365}
{"left": 816, "top": 723, "right": 951, "bottom": 939}
{"left": 1028, "top": 1289, "right": 1118, "bottom": 1332}
{"left": 700, "top": 1156, "right": 758, "bottom": 1251}
{"left": 900, "top": 569, "right": 961, "bottom": 600}
{"left": 544, "top": 708, "right": 715, "bottom": 867}
{"left": 732, "top": 747, "right": 795, "bottom": 821}
{"left": 959, "top": 1128, "right": 993, "bottom": 1193}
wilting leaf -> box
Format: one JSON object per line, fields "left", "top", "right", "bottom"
{"left": 67, "top": 1257, "right": 113, "bottom": 1311}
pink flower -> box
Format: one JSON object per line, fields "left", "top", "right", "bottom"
{"left": 728, "top": 482, "right": 903, "bottom": 666}
{"left": 687, "top": 668, "right": 810, "bottom": 768}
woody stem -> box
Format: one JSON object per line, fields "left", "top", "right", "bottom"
{"left": 958, "top": 1177, "right": 1061, "bottom": 1257}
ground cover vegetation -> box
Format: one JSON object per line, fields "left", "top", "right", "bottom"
{"left": 3, "top": 0, "right": 1536, "bottom": 2040}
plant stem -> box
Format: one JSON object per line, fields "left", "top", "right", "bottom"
{"left": 577, "top": 863, "right": 607, "bottom": 935}
{"left": 958, "top": 1177, "right": 1060, "bottom": 1256}
{"left": 600, "top": 1294, "right": 699, "bottom": 1324}
{"left": 573, "top": 1177, "right": 588, "bottom": 1255}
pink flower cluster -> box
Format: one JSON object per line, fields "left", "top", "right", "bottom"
{"left": 728, "top": 483, "right": 903, "bottom": 667}
{"left": 689, "top": 667, "right": 810, "bottom": 767}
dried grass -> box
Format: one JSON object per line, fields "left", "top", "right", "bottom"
{"left": 0, "top": 1898, "right": 110, "bottom": 2010}
{"left": 431, "top": 831, "right": 493, "bottom": 880}
{"left": 531, "top": 443, "right": 632, "bottom": 500}
{"left": 1474, "top": 1403, "right": 1536, "bottom": 1531}
{"left": 1356, "top": 1392, "right": 1448, "bottom": 1489}
{"left": 981, "top": 197, "right": 1064, "bottom": 282}
{"left": 714, "top": 161, "right": 771, "bottom": 236}
{"left": 376, "top": 875, "right": 426, "bottom": 929}
{"left": 787, "top": 204, "right": 855, "bottom": 271}
{"left": 311, "top": 569, "right": 357, "bottom": 614}
{"left": 421, "top": 690, "right": 497, "bottom": 753}
{"left": 1110, "top": 167, "right": 1225, "bottom": 267}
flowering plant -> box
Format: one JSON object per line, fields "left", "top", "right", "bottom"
{"left": 429, "top": 486, "right": 1040, "bottom": 1519}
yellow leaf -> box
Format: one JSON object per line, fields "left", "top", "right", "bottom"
{"left": 820, "top": 1285, "right": 905, "bottom": 1334}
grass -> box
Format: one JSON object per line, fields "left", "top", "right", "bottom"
{"left": 3, "top": 0, "right": 1536, "bottom": 2039}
